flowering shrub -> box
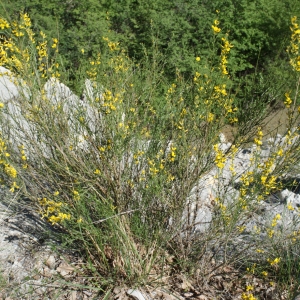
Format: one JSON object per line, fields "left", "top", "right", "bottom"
{"left": 0, "top": 13, "right": 300, "bottom": 298}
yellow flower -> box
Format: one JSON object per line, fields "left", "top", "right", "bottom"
{"left": 284, "top": 92, "right": 292, "bottom": 108}
{"left": 267, "top": 229, "right": 275, "bottom": 238}
{"left": 242, "top": 293, "right": 257, "bottom": 300}
{"left": 0, "top": 103, "right": 4, "bottom": 108}
{"left": 5, "top": 164, "right": 17, "bottom": 178}
{"left": 196, "top": 56, "right": 201, "bottom": 61}
{"left": 49, "top": 215, "right": 60, "bottom": 224}
{"left": 267, "top": 257, "right": 281, "bottom": 266}
{"left": 0, "top": 18, "right": 10, "bottom": 29}
{"left": 73, "top": 190, "right": 80, "bottom": 200}
{"left": 256, "top": 249, "right": 264, "bottom": 253}
{"left": 212, "top": 25, "right": 221, "bottom": 34}
{"left": 40, "top": 31, "right": 46, "bottom": 39}
{"left": 94, "top": 169, "right": 101, "bottom": 175}
{"left": 9, "top": 181, "right": 19, "bottom": 193}
{"left": 207, "top": 112, "right": 214, "bottom": 123}
{"left": 168, "top": 146, "right": 177, "bottom": 162}
{"left": 277, "top": 148, "right": 283, "bottom": 156}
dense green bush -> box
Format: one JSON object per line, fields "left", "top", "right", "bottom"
{"left": 1, "top": 0, "right": 299, "bottom": 84}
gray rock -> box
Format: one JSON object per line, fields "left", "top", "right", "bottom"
{"left": 127, "top": 289, "right": 149, "bottom": 300}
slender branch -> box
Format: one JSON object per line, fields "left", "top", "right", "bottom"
{"left": 91, "top": 209, "right": 138, "bottom": 224}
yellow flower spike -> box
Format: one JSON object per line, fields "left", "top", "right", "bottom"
{"left": 284, "top": 92, "right": 293, "bottom": 108}
{"left": 53, "top": 191, "right": 59, "bottom": 196}
{"left": 267, "top": 229, "right": 275, "bottom": 238}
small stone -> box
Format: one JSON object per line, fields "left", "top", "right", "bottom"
{"left": 113, "top": 287, "right": 122, "bottom": 294}
{"left": 33, "top": 274, "right": 40, "bottom": 280}
{"left": 69, "top": 291, "right": 77, "bottom": 300}
{"left": 83, "top": 290, "right": 92, "bottom": 296}
{"left": 127, "top": 289, "right": 148, "bottom": 300}
{"left": 56, "top": 261, "right": 74, "bottom": 276}
{"left": 42, "top": 267, "right": 54, "bottom": 278}
{"left": 183, "top": 292, "right": 193, "bottom": 297}
{"left": 45, "top": 255, "right": 56, "bottom": 269}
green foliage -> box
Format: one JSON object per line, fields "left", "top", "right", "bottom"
{"left": 1, "top": 0, "right": 299, "bottom": 85}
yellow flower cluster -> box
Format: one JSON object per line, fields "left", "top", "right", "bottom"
{"left": 271, "top": 213, "right": 281, "bottom": 227}
{"left": 167, "top": 83, "right": 176, "bottom": 94}
{"left": 220, "top": 37, "right": 233, "bottom": 76}
{"left": 0, "top": 34, "right": 23, "bottom": 72}
{"left": 21, "top": 13, "right": 35, "bottom": 43}
{"left": 0, "top": 136, "right": 19, "bottom": 192}
{"left": 193, "top": 64, "right": 238, "bottom": 123}
{"left": 0, "top": 18, "right": 10, "bottom": 30}
{"left": 51, "top": 38, "right": 58, "bottom": 50}
{"left": 284, "top": 92, "right": 292, "bottom": 108}
{"left": 259, "top": 157, "right": 278, "bottom": 195}
{"left": 73, "top": 190, "right": 80, "bottom": 201}
{"left": 103, "top": 37, "right": 119, "bottom": 51}
{"left": 207, "top": 112, "right": 214, "bottom": 123}
{"left": 39, "top": 197, "right": 71, "bottom": 225}
{"left": 133, "top": 150, "right": 145, "bottom": 164}
{"left": 168, "top": 146, "right": 177, "bottom": 162}
{"left": 86, "top": 53, "right": 101, "bottom": 80}
{"left": 109, "top": 52, "right": 129, "bottom": 73}
{"left": 18, "top": 144, "right": 28, "bottom": 169}
{"left": 241, "top": 293, "right": 257, "bottom": 300}
{"left": 0, "top": 14, "right": 61, "bottom": 79}
{"left": 11, "top": 21, "right": 24, "bottom": 37}
{"left": 267, "top": 257, "right": 281, "bottom": 266}
{"left": 36, "top": 33, "right": 48, "bottom": 76}
{"left": 254, "top": 127, "right": 263, "bottom": 146}
{"left": 148, "top": 159, "right": 159, "bottom": 175}
{"left": 213, "top": 144, "right": 226, "bottom": 169}
{"left": 287, "top": 16, "right": 300, "bottom": 72}
{"left": 240, "top": 171, "right": 254, "bottom": 186}
{"left": 212, "top": 19, "right": 221, "bottom": 34}
{"left": 102, "top": 89, "right": 119, "bottom": 113}
{"left": 241, "top": 285, "right": 257, "bottom": 300}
